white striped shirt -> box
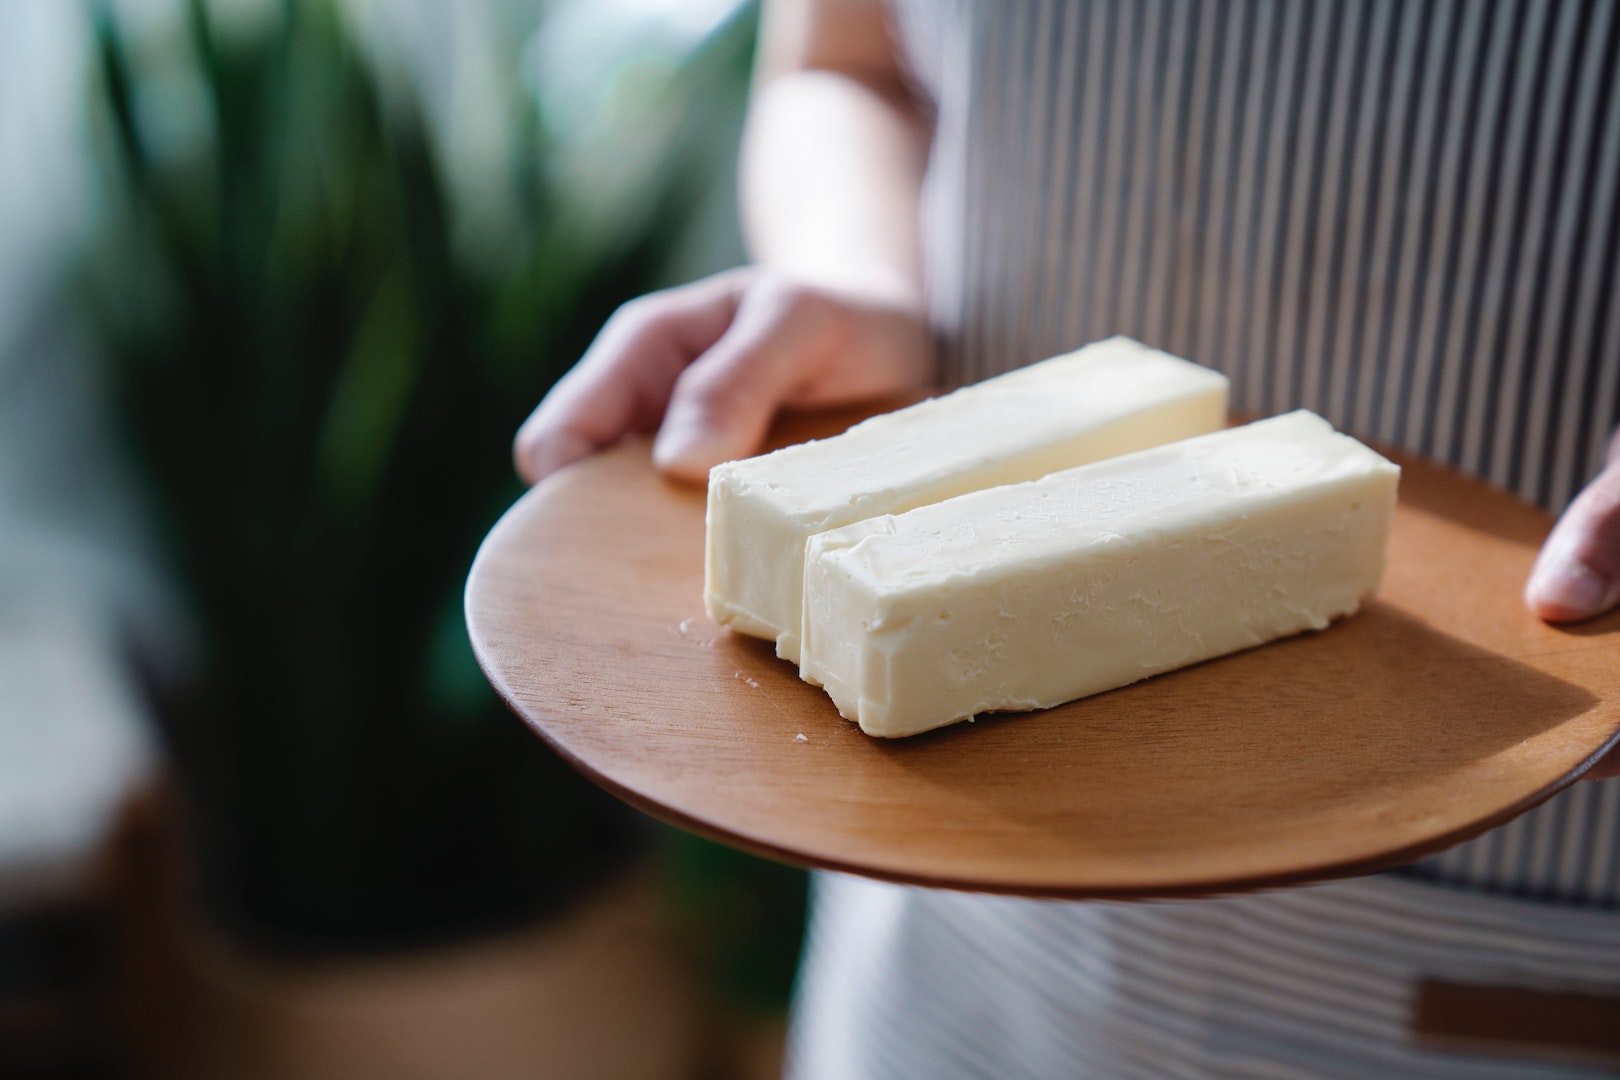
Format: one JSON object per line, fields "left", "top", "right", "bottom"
{"left": 787, "top": 1, "right": 1620, "bottom": 1075}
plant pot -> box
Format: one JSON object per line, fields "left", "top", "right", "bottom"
{"left": 110, "top": 785, "right": 713, "bottom": 1080}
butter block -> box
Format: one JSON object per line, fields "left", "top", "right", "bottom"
{"left": 799, "top": 411, "right": 1400, "bottom": 738}
{"left": 703, "top": 337, "right": 1229, "bottom": 663}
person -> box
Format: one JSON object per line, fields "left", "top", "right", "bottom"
{"left": 515, "top": 1, "right": 1620, "bottom": 1075}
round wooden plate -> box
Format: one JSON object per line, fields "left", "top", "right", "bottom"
{"left": 466, "top": 407, "right": 1620, "bottom": 899}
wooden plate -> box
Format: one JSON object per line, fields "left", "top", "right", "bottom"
{"left": 466, "top": 407, "right": 1620, "bottom": 898}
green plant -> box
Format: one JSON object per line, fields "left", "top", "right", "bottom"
{"left": 80, "top": 0, "right": 752, "bottom": 952}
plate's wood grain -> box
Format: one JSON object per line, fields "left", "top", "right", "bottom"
{"left": 467, "top": 410, "right": 1620, "bottom": 898}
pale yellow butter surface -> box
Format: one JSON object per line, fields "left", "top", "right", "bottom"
{"left": 799, "top": 411, "right": 1401, "bottom": 738}
{"left": 703, "top": 337, "right": 1228, "bottom": 663}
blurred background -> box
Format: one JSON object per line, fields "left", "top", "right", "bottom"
{"left": 0, "top": 1, "right": 808, "bottom": 1077}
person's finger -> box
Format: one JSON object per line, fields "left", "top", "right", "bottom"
{"left": 651, "top": 281, "right": 937, "bottom": 481}
{"left": 651, "top": 287, "right": 817, "bottom": 481}
{"left": 1524, "top": 431, "right": 1620, "bottom": 622}
{"left": 512, "top": 270, "right": 751, "bottom": 484}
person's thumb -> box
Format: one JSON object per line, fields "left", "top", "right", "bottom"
{"left": 651, "top": 306, "right": 804, "bottom": 482}
{"left": 644, "top": 283, "right": 829, "bottom": 482}
{"left": 1525, "top": 433, "right": 1620, "bottom": 622}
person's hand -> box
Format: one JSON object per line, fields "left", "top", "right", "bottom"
{"left": 1524, "top": 427, "right": 1620, "bottom": 780}
{"left": 513, "top": 267, "right": 935, "bottom": 486}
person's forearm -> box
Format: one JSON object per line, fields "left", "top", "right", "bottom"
{"left": 741, "top": 0, "right": 932, "bottom": 309}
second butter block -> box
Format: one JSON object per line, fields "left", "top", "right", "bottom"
{"left": 799, "top": 411, "right": 1401, "bottom": 738}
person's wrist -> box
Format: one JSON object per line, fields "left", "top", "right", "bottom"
{"left": 754, "top": 260, "right": 925, "bottom": 318}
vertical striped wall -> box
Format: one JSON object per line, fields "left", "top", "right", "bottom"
{"left": 896, "top": 0, "right": 1620, "bottom": 514}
